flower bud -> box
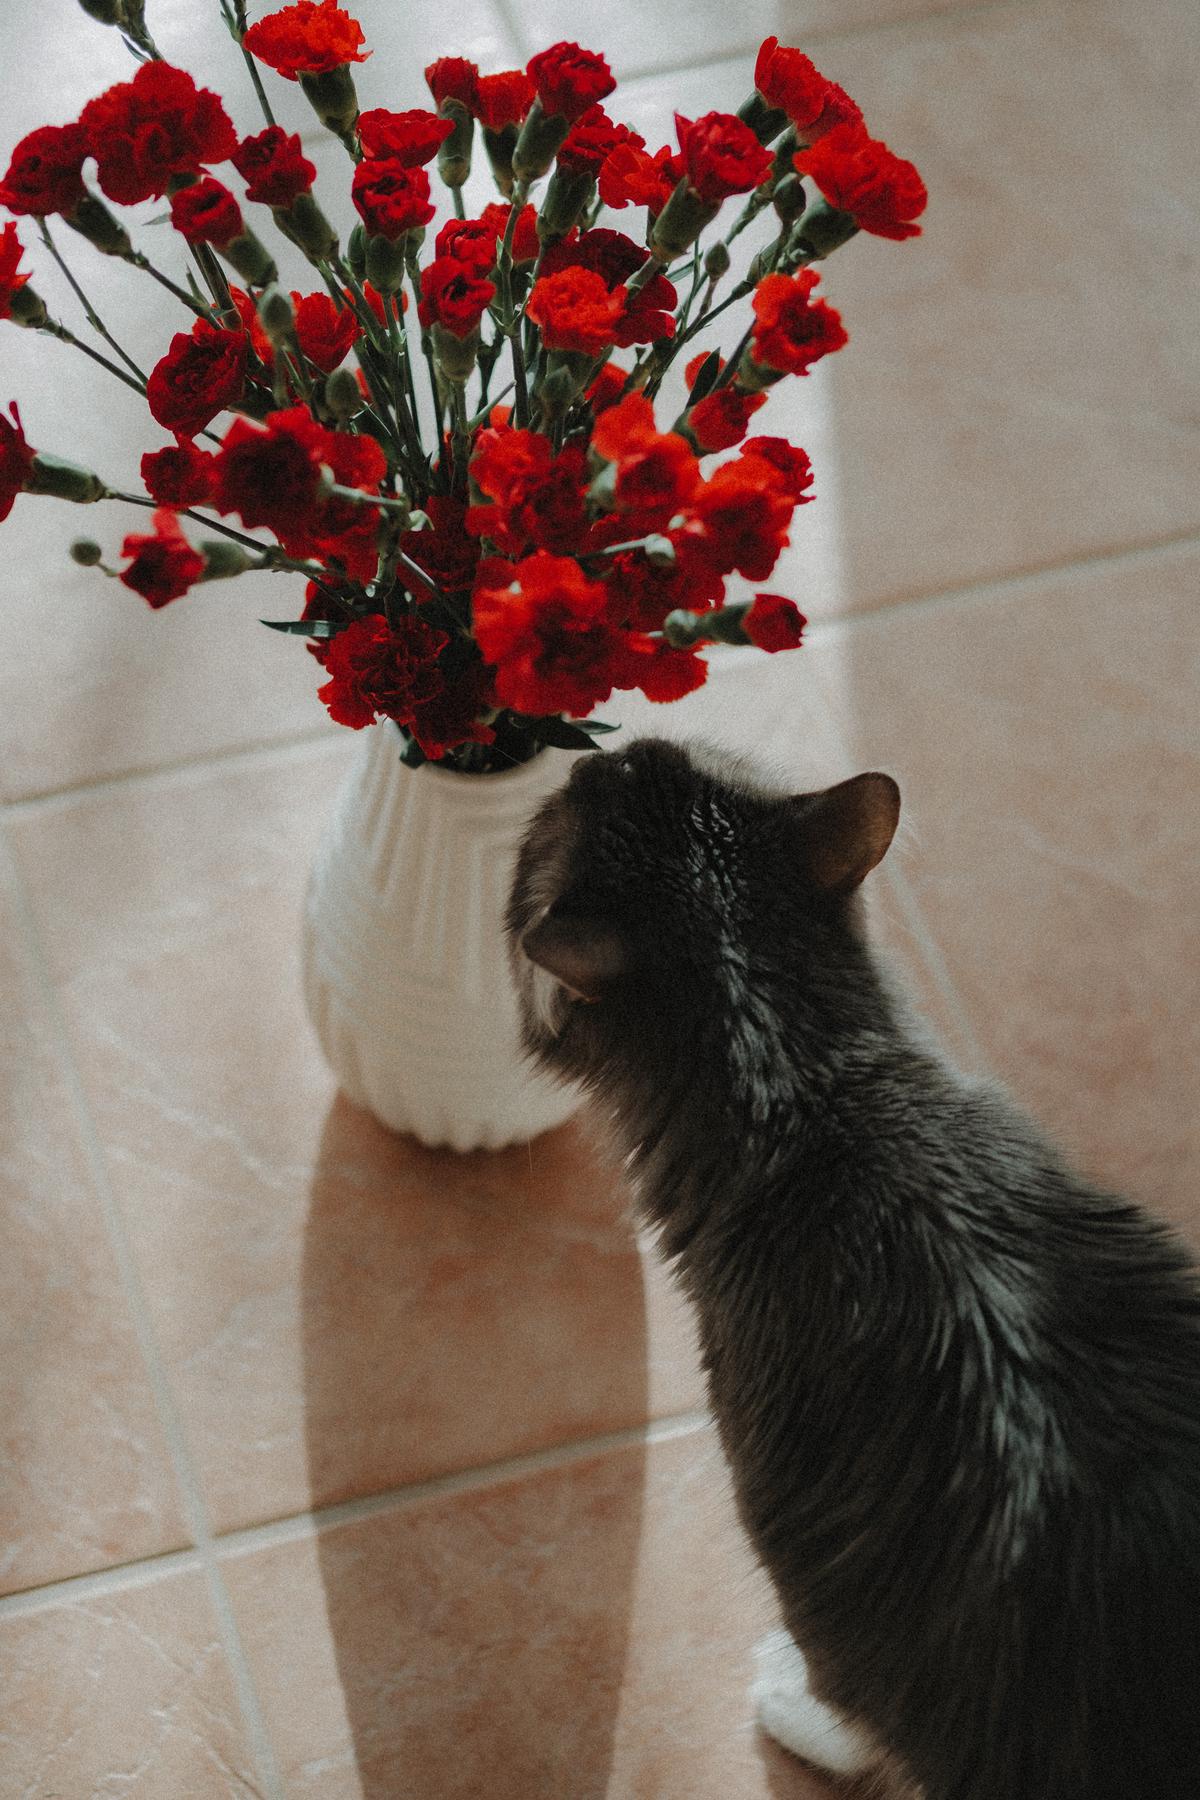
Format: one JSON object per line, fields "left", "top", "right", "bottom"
{"left": 220, "top": 229, "right": 278, "bottom": 289}
{"left": 643, "top": 534, "right": 676, "bottom": 569}
{"left": 324, "top": 365, "right": 362, "bottom": 422}
{"left": 347, "top": 223, "right": 368, "bottom": 279}
{"left": 64, "top": 194, "right": 131, "bottom": 258}
{"left": 537, "top": 167, "right": 594, "bottom": 244}
{"left": 364, "top": 232, "right": 407, "bottom": 295}
{"left": 482, "top": 124, "right": 519, "bottom": 198}
{"left": 69, "top": 537, "right": 103, "bottom": 565}
{"left": 27, "top": 454, "right": 105, "bottom": 504}
{"left": 299, "top": 66, "right": 360, "bottom": 138}
{"left": 650, "top": 180, "right": 718, "bottom": 260}
{"left": 199, "top": 539, "right": 253, "bottom": 579}
{"left": 703, "top": 241, "right": 731, "bottom": 283}
{"left": 664, "top": 600, "right": 752, "bottom": 648}
{"left": 257, "top": 283, "right": 295, "bottom": 346}
{"left": 512, "top": 99, "right": 570, "bottom": 182}
{"left": 791, "top": 199, "right": 860, "bottom": 260}
{"left": 272, "top": 192, "right": 338, "bottom": 262}
{"left": 772, "top": 172, "right": 807, "bottom": 227}
{"left": 8, "top": 282, "right": 49, "bottom": 328}
{"left": 75, "top": 0, "right": 126, "bottom": 22}
{"left": 436, "top": 98, "right": 474, "bottom": 189}
{"left": 431, "top": 321, "right": 479, "bottom": 385}
{"left": 737, "top": 91, "right": 789, "bottom": 146}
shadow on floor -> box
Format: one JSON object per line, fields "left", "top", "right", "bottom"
{"left": 302, "top": 1098, "right": 650, "bottom": 1798}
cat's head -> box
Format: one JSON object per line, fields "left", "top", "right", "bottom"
{"left": 506, "top": 737, "right": 900, "bottom": 1089}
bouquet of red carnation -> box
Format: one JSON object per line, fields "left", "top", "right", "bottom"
{"left": 0, "top": 3, "right": 926, "bottom": 773}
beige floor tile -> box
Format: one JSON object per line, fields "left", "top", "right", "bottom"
{"left": 0, "top": 836, "right": 187, "bottom": 1595}
{"left": 810, "top": 541, "right": 1200, "bottom": 1235}
{"left": 0, "top": 1566, "right": 261, "bottom": 1798}
{"left": 6, "top": 736, "right": 711, "bottom": 1531}
{"left": 223, "top": 1427, "right": 838, "bottom": 1799}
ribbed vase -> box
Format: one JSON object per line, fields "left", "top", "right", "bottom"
{"left": 301, "top": 724, "right": 582, "bottom": 1151}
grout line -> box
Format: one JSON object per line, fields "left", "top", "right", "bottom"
{"left": 0, "top": 1548, "right": 205, "bottom": 1623}
{"left": 215, "top": 1410, "right": 713, "bottom": 1561}
{"left": 1, "top": 726, "right": 343, "bottom": 816}
{"left": 803, "top": 526, "right": 1200, "bottom": 642}
{"left": 0, "top": 822, "right": 287, "bottom": 1800}
{"left": 0, "top": 1411, "right": 712, "bottom": 1620}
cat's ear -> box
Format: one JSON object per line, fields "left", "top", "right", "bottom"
{"left": 520, "top": 908, "right": 629, "bottom": 1003}
{"left": 790, "top": 772, "right": 901, "bottom": 894}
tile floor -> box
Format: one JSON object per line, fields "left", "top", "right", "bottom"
{"left": 1, "top": 0, "right": 1197, "bottom": 1794}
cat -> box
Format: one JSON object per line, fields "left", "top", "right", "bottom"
{"left": 505, "top": 735, "right": 1200, "bottom": 1800}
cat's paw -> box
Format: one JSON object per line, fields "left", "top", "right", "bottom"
{"left": 751, "top": 1629, "right": 878, "bottom": 1777}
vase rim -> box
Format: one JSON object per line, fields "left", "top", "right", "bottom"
{"left": 379, "top": 721, "right": 582, "bottom": 785}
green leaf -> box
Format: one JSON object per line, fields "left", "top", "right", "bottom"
{"left": 527, "top": 716, "right": 612, "bottom": 751}
{"left": 260, "top": 618, "right": 340, "bottom": 638}
{"left": 686, "top": 349, "right": 722, "bottom": 404}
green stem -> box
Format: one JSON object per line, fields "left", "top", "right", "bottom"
{"left": 40, "top": 319, "right": 147, "bottom": 398}
{"left": 221, "top": 0, "right": 278, "bottom": 128}
{"left": 122, "top": 248, "right": 215, "bottom": 320}
{"left": 38, "top": 221, "right": 148, "bottom": 383}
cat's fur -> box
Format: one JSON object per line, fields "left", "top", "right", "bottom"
{"left": 506, "top": 736, "right": 1200, "bottom": 1800}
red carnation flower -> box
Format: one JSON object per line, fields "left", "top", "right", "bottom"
{"left": 119, "top": 509, "right": 206, "bottom": 608}
{"left": 745, "top": 591, "right": 807, "bottom": 651}
{"left": 598, "top": 141, "right": 680, "bottom": 214}
{"left": 753, "top": 39, "right": 862, "bottom": 144}
{"left": 615, "top": 634, "right": 707, "bottom": 702}
{"left": 170, "top": 177, "right": 244, "bottom": 247}
{"left": 0, "top": 224, "right": 32, "bottom": 321}
{"left": 591, "top": 392, "right": 700, "bottom": 518}
{"left": 292, "top": 291, "right": 361, "bottom": 371}
{"left": 586, "top": 361, "right": 632, "bottom": 415}
{"left": 243, "top": 0, "right": 370, "bottom": 80}
{"left": 435, "top": 215, "right": 500, "bottom": 271}
{"left": 557, "top": 105, "right": 641, "bottom": 177}
{"left": 795, "top": 123, "right": 927, "bottom": 240}
{"left": 525, "top": 266, "right": 626, "bottom": 356}
{"left": 0, "top": 123, "right": 88, "bottom": 217}
{"left": 418, "top": 256, "right": 496, "bottom": 338}
{"left": 357, "top": 108, "right": 453, "bottom": 165}
{"left": 140, "top": 439, "right": 217, "bottom": 506}
{"left": 540, "top": 227, "right": 677, "bottom": 348}
{"left": 479, "top": 200, "right": 539, "bottom": 265}
{"left": 675, "top": 111, "right": 773, "bottom": 205}
{"left": 407, "top": 655, "right": 496, "bottom": 760}
{"left": 80, "top": 62, "right": 237, "bottom": 205}
{"left": 146, "top": 320, "right": 248, "bottom": 437}
{"left": 526, "top": 42, "right": 615, "bottom": 124}
{"left": 0, "top": 402, "right": 35, "bottom": 523}
{"left": 750, "top": 269, "right": 848, "bottom": 376}
{"left": 687, "top": 385, "right": 767, "bottom": 452}
{"left": 473, "top": 551, "right": 624, "bottom": 716}
{"left": 211, "top": 407, "right": 328, "bottom": 536}
{"left": 397, "top": 496, "right": 480, "bottom": 594}
{"left": 317, "top": 613, "right": 448, "bottom": 730}
{"left": 677, "top": 454, "right": 794, "bottom": 581}
{"left": 468, "top": 426, "right": 588, "bottom": 557}
{"left": 231, "top": 127, "right": 316, "bottom": 206}
{"left": 351, "top": 159, "right": 434, "bottom": 238}
{"left": 470, "top": 70, "right": 534, "bottom": 132}
{"left": 424, "top": 56, "right": 480, "bottom": 110}
{"left": 741, "top": 435, "right": 814, "bottom": 504}
{"left": 601, "top": 545, "right": 719, "bottom": 631}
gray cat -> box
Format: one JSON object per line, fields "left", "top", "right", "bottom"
{"left": 506, "top": 736, "right": 1200, "bottom": 1800}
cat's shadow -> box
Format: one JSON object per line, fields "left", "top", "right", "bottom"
{"left": 301, "top": 1096, "right": 650, "bottom": 1799}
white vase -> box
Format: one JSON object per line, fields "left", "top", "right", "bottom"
{"left": 301, "top": 724, "right": 583, "bottom": 1152}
